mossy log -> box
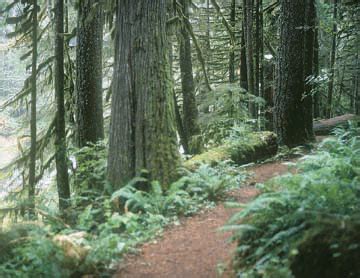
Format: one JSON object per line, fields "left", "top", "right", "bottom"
{"left": 313, "top": 114, "right": 360, "bottom": 135}
{"left": 184, "top": 132, "right": 278, "bottom": 170}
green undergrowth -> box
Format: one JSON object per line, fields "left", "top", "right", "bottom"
{"left": 0, "top": 145, "right": 246, "bottom": 277}
{"left": 225, "top": 124, "right": 360, "bottom": 278}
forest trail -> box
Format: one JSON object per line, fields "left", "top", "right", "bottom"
{"left": 115, "top": 160, "right": 296, "bottom": 278}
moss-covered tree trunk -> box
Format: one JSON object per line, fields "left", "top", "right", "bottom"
{"left": 240, "top": 24, "right": 248, "bottom": 90}
{"left": 28, "top": 0, "right": 38, "bottom": 216}
{"left": 54, "top": 0, "right": 70, "bottom": 212}
{"left": 275, "top": 0, "right": 309, "bottom": 146}
{"left": 243, "top": 0, "right": 256, "bottom": 118}
{"left": 179, "top": 0, "right": 201, "bottom": 155}
{"left": 75, "top": 0, "right": 104, "bottom": 147}
{"left": 229, "top": 0, "right": 236, "bottom": 83}
{"left": 326, "top": 0, "right": 338, "bottom": 119}
{"left": 108, "top": 0, "right": 180, "bottom": 188}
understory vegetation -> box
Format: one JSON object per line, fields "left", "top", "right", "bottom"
{"left": 226, "top": 123, "right": 360, "bottom": 278}
{"left": 0, "top": 144, "right": 246, "bottom": 277}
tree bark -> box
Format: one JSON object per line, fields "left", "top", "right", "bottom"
{"left": 244, "top": 0, "right": 256, "bottom": 118}
{"left": 275, "top": 0, "right": 309, "bottom": 146}
{"left": 108, "top": 0, "right": 180, "bottom": 188}
{"left": 351, "top": 43, "right": 359, "bottom": 115}
{"left": 254, "top": 0, "right": 260, "bottom": 107}
{"left": 28, "top": 0, "right": 38, "bottom": 216}
{"left": 76, "top": 0, "right": 104, "bottom": 147}
{"left": 229, "top": 0, "right": 236, "bottom": 83}
{"left": 240, "top": 24, "right": 248, "bottom": 90}
{"left": 179, "top": 0, "right": 201, "bottom": 154}
{"left": 303, "top": 0, "right": 316, "bottom": 140}
{"left": 54, "top": 0, "right": 70, "bottom": 212}
{"left": 326, "top": 0, "right": 338, "bottom": 119}
{"left": 264, "top": 62, "right": 274, "bottom": 131}
{"left": 313, "top": 26, "right": 320, "bottom": 118}
{"left": 313, "top": 114, "right": 359, "bottom": 135}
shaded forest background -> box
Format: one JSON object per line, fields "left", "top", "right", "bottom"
{"left": 0, "top": 0, "right": 359, "bottom": 277}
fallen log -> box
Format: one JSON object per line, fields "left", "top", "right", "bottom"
{"left": 184, "top": 131, "right": 278, "bottom": 170}
{"left": 313, "top": 114, "right": 360, "bottom": 136}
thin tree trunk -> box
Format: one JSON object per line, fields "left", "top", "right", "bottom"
{"left": 244, "top": 0, "right": 256, "bottom": 118}
{"left": 240, "top": 24, "right": 248, "bottom": 90}
{"left": 179, "top": 0, "right": 201, "bottom": 154}
{"left": 76, "top": 0, "right": 104, "bottom": 147}
{"left": 354, "top": 49, "right": 360, "bottom": 115}
{"left": 64, "top": 0, "right": 68, "bottom": 33}
{"left": 259, "top": 0, "right": 264, "bottom": 101}
{"left": 326, "top": 0, "right": 338, "bottom": 119}
{"left": 206, "top": 0, "right": 211, "bottom": 51}
{"left": 303, "top": 0, "right": 316, "bottom": 140}
{"left": 229, "top": 0, "right": 236, "bottom": 83}
{"left": 313, "top": 27, "right": 320, "bottom": 118}
{"left": 28, "top": 0, "right": 38, "bottom": 217}
{"left": 174, "top": 90, "right": 189, "bottom": 153}
{"left": 54, "top": 0, "right": 70, "bottom": 212}
{"left": 335, "top": 64, "right": 346, "bottom": 113}
{"left": 255, "top": 0, "right": 260, "bottom": 105}
{"left": 264, "top": 63, "right": 274, "bottom": 131}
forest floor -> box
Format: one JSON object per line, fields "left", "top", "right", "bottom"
{"left": 115, "top": 159, "right": 298, "bottom": 278}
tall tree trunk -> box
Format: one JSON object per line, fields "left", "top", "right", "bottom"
{"left": 244, "top": 0, "right": 256, "bottom": 118}
{"left": 354, "top": 49, "right": 360, "bottom": 115}
{"left": 326, "top": 0, "right": 338, "bottom": 119}
{"left": 254, "top": 0, "right": 260, "bottom": 105}
{"left": 64, "top": 0, "right": 68, "bottom": 33}
{"left": 206, "top": 0, "right": 211, "bottom": 51}
{"left": 264, "top": 62, "right": 274, "bottom": 131}
{"left": 54, "top": 0, "right": 70, "bottom": 212}
{"left": 76, "top": 0, "right": 104, "bottom": 147}
{"left": 229, "top": 0, "right": 236, "bottom": 83}
{"left": 313, "top": 27, "right": 320, "bottom": 118}
{"left": 28, "top": 0, "right": 38, "bottom": 216}
{"left": 303, "top": 0, "right": 316, "bottom": 140}
{"left": 259, "top": 0, "right": 264, "bottom": 101}
{"left": 108, "top": 0, "right": 180, "bottom": 188}
{"left": 275, "top": 0, "right": 309, "bottom": 146}
{"left": 240, "top": 24, "right": 248, "bottom": 90}
{"left": 179, "top": 0, "right": 201, "bottom": 154}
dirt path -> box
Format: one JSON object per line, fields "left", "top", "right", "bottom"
{"left": 115, "top": 160, "right": 295, "bottom": 278}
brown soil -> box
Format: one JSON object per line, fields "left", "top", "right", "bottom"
{"left": 114, "top": 160, "right": 295, "bottom": 278}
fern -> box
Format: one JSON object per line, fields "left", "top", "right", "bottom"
{"left": 225, "top": 125, "right": 360, "bottom": 277}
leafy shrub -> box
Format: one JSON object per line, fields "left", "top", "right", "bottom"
{"left": 198, "top": 83, "right": 265, "bottom": 147}
{"left": 72, "top": 141, "right": 110, "bottom": 195}
{"left": 225, "top": 125, "right": 360, "bottom": 277}
{"left": 0, "top": 224, "right": 73, "bottom": 278}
